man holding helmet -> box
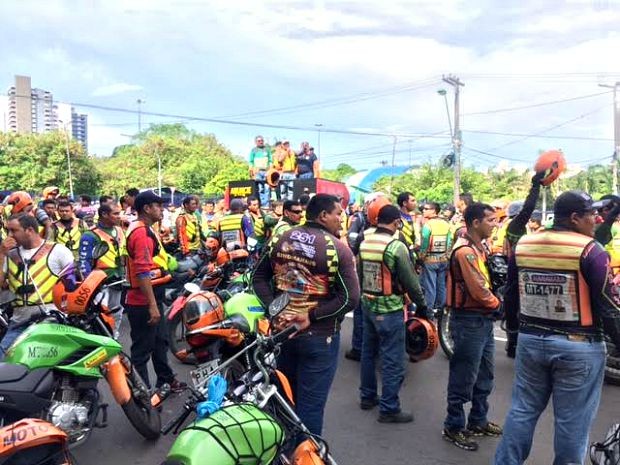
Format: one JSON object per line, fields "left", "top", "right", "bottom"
{"left": 358, "top": 204, "right": 429, "bottom": 423}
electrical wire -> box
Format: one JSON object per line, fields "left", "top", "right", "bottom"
{"left": 463, "top": 129, "right": 612, "bottom": 142}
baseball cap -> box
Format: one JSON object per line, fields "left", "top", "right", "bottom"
{"left": 592, "top": 194, "right": 620, "bottom": 210}
{"left": 553, "top": 190, "right": 594, "bottom": 219}
{"left": 135, "top": 191, "right": 164, "bottom": 212}
{"left": 377, "top": 205, "right": 402, "bottom": 225}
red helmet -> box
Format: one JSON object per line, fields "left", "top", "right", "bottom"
{"left": 7, "top": 191, "right": 34, "bottom": 214}
{"left": 366, "top": 196, "right": 391, "bottom": 226}
{"left": 406, "top": 317, "right": 439, "bottom": 362}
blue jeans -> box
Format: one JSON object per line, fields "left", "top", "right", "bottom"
{"left": 494, "top": 332, "right": 606, "bottom": 465}
{"left": 351, "top": 303, "right": 363, "bottom": 352}
{"left": 360, "top": 309, "right": 406, "bottom": 414}
{"left": 276, "top": 332, "right": 340, "bottom": 437}
{"left": 254, "top": 171, "right": 271, "bottom": 207}
{"left": 298, "top": 172, "right": 313, "bottom": 180}
{"left": 444, "top": 315, "right": 495, "bottom": 431}
{"left": 279, "top": 172, "right": 296, "bottom": 200}
{"left": 0, "top": 322, "right": 28, "bottom": 361}
{"left": 420, "top": 260, "right": 448, "bottom": 309}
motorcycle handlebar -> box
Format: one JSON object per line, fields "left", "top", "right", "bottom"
{"left": 161, "top": 401, "right": 194, "bottom": 435}
{"left": 269, "top": 324, "right": 298, "bottom": 345}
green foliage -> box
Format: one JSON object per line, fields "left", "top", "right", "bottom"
{"left": 98, "top": 124, "right": 249, "bottom": 197}
{"left": 322, "top": 163, "right": 357, "bottom": 182}
{"left": 0, "top": 131, "right": 102, "bottom": 195}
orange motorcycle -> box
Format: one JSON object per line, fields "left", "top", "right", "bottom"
{"left": 0, "top": 418, "right": 74, "bottom": 465}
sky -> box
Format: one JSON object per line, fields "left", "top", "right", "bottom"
{"left": 1, "top": 0, "right": 619, "bottom": 173}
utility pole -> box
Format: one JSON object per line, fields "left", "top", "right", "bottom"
{"left": 314, "top": 123, "right": 323, "bottom": 159}
{"left": 136, "top": 98, "right": 145, "bottom": 133}
{"left": 600, "top": 82, "right": 620, "bottom": 194}
{"left": 442, "top": 74, "right": 464, "bottom": 207}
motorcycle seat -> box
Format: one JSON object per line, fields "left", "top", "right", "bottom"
{"left": 0, "top": 363, "right": 29, "bottom": 382}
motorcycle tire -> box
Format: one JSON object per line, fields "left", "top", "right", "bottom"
{"left": 167, "top": 309, "right": 196, "bottom": 365}
{"left": 605, "top": 341, "right": 620, "bottom": 386}
{"left": 437, "top": 308, "right": 454, "bottom": 359}
{"left": 122, "top": 364, "right": 161, "bottom": 440}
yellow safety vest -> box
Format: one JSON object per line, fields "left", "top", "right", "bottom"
{"left": 218, "top": 213, "right": 246, "bottom": 251}
{"left": 400, "top": 214, "right": 415, "bottom": 248}
{"left": 91, "top": 226, "right": 126, "bottom": 272}
{"left": 359, "top": 232, "right": 397, "bottom": 296}
{"left": 126, "top": 221, "right": 171, "bottom": 288}
{"left": 515, "top": 230, "right": 594, "bottom": 327}
{"left": 605, "top": 222, "right": 620, "bottom": 274}
{"left": 7, "top": 242, "right": 59, "bottom": 306}
{"left": 53, "top": 219, "right": 82, "bottom": 252}
{"left": 426, "top": 217, "right": 451, "bottom": 254}
{"left": 178, "top": 212, "right": 202, "bottom": 251}
{"left": 248, "top": 212, "right": 265, "bottom": 240}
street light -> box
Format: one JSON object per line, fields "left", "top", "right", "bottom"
{"left": 437, "top": 89, "right": 453, "bottom": 138}
{"left": 136, "top": 99, "right": 145, "bottom": 133}
{"left": 314, "top": 123, "right": 323, "bottom": 159}
{"left": 58, "top": 120, "right": 74, "bottom": 200}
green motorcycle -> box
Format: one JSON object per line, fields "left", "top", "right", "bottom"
{"left": 0, "top": 270, "right": 160, "bottom": 444}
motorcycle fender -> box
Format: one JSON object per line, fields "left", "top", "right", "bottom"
{"left": 291, "top": 439, "right": 324, "bottom": 465}
{"left": 167, "top": 295, "right": 187, "bottom": 322}
{"left": 104, "top": 356, "right": 131, "bottom": 405}
{"left": 275, "top": 369, "right": 294, "bottom": 405}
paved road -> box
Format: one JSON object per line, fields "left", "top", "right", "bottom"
{"left": 74, "top": 317, "right": 620, "bottom": 465}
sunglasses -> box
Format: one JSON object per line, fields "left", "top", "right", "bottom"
{"left": 289, "top": 209, "right": 303, "bottom": 214}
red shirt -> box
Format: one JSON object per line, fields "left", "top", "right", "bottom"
{"left": 125, "top": 225, "right": 157, "bottom": 306}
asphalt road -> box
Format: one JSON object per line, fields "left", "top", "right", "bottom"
{"left": 73, "top": 316, "right": 620, "bottom": 465}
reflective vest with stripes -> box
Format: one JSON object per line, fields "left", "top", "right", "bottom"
{"left": 91, "top": 226, "right": 125, "bottom": 272}
{"left": 7, "top": 242, "right": 59, "bottom": 306}
{"left": 359, "top": 232, "right": 399, "bottom": 296}
{"left": 426, "top": 217, "right": 451, "bottom": 254}
{"left": 53, "top": 219, "right": 82, "bottom": 251}
{"left": 605, "top": 222, "right": 620, "bottom": 274}
{"left": 126, "top": 221, "right": 171, "bottom": 288}
{"left": 218, "top": 213, "right": 246, "bottom": 251}
{"left": 249, "top": 212, "right": 265, "bottom": 240}
{"left": 269, "top": 219, "right": 294, "bottom": 246}
{"left": 400, "top": 214, "right": 415, "bottom": 248}
{"left": 178, "top": 212, "right": 202, "bottom": 251}
{"left": 515, "top": 230, "right": 593, "bottom": 328}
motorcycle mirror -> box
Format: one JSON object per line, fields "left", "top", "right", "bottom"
{"left": 92, "top": 242, "right": 110, "bottom": 260}
{"left": 228, "top": 314, "right": 251, "bottom": 333}
{"left": 268, "top": 293, "right": 291, "bottom": 318}
{"left": 183, "top": 282, "right": 200, "bottom": 294}
{"left": 247, "top": 236, "right": 258, "bottom": 253}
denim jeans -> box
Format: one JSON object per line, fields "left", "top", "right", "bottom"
{"left": 0, "top": 322, "right": 28, "bottom": 360}
{"left": 444, "top": 315, "right": 495, "bottom": 432}
{"left": 276, "top": 332, "right": 340, "bottom": 437}
{"left": 254, "top": 170, "right": 271, "bottom": 207}
{"left": 420, "top": 260, "right": 448, "bottom": 309}
{"left": 279, "top": 172, "right": 296, "bottom": 201}
{"left": 125, "top": 302, "right": 174, "bottom": 389}
{"left": 350, "top": 303, "right": 363, "bottom": 352}
{"left": 494, "top": 332, "right": 606, "bottom": 465}
{"left": 360, "top": 309, "right": 406, "bottom": 414}
{"left": 298, "top": 172, "right": 314, "bottom": 180}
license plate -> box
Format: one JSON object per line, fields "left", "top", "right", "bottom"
{"left": 189, "top": 359, "right": 220, "bottom": 389}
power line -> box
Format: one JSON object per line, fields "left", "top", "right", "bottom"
{"left": 464, "top": 91, "right": 611, "bottom": 116}
{"left": 463, "top": 129, "right": 612, "bottom": 142}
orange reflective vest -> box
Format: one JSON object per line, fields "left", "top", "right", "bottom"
{"left": 515, "top": 230, "right": 593, "bottom": 327}
{"left": 125, "top": 221, "right": 171, "bottom": 289}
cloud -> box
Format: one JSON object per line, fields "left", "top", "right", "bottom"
{"left": 92, "top": 83, "right": 144, "bottom": 97}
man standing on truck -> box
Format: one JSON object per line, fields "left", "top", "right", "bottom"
{"left": 249, "top": 135, "right": 272, "bottom": 207}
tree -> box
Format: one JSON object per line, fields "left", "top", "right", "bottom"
{"left": 322, "top": 163, "right": 357, "bottom": 182}
{"left": 0, "top": 131, "right": 102, "bottom": 195}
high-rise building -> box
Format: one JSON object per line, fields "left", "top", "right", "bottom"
{"left": 71, "top": 108, "right": 88, "bottom": 151}
{"left": 4, "top": 75, "right": 89, "bottom": 151}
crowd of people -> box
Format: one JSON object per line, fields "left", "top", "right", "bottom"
{"left": 0, "top": 152, "right": 619, "bottom": 465}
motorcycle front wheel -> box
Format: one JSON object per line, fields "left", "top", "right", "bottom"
{"left": 437, "top": 307, "right": 454, "bottom": 359}
{"left": 121, "top": 357, "right": 161, "bottom": 440}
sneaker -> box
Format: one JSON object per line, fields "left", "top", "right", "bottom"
{"left": 344, "top": 349, "right": 361, "bottom": 361}
{"left": 360, "top": 398, "right": 379, "bottom": 410}
{"left": 378, "top": 411, "right": 414, "bottom": 423}
{"left": 442, "top": 428, "right": 479, "bottom": 451}
{"left": 169, "top": 379, "right": 188, "bottom": 393}
{"left": 467, "top": 422, "right": 503, "bottom": 437}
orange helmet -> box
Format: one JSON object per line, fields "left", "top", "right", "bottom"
{"left": 43, "top": 186, "right": 60, "bottom": 199}
{"left": 534, "top": 149, "right": 566, "bottom": 186}
{"left": 406, "top": 317, "right": 439, "bottom": 362}
{"left": 216, "top": 248, "right": 230, "bottom": 267}
{"left": 6, "top": 191, "right": 33, "bottom": 214}
{"left": 204, "top": 236, "right": 220, "bottom": 254}
{"left": 229, "top": 249, "right": 249, "bottom": 261}
{"left": 0, "top": 418, "right": 70, "bottom": 463}
{"left": 266, "top": 168, "right": 281, "bottom": 188}
{"left": 366, "top": 195, "right": 392, "bottom": 226}
{"left": 183, "top": 291, "right": 229, "bottom": 347}
{"left": 53, "top": 270, "right": 108, "bottom": 315}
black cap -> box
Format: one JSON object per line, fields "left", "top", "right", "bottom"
{"left": 553, "top": 190, "right": 594, "bottom": 219}
{"left": 377, "top": 205, "right": 402, "bottom": 225}
{"left": 135, "top": 191, "right": 164, "bottom": 213}
{"left": 592, "top": 194, "right": 620, "bottom": 210}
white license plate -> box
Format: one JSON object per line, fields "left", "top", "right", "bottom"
{"left": 189, "top": 359, "right": 220, "bottom": 389}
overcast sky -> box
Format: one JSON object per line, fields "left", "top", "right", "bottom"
{"left": 1, "top": 0, "right": 619, "bottom": 171}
